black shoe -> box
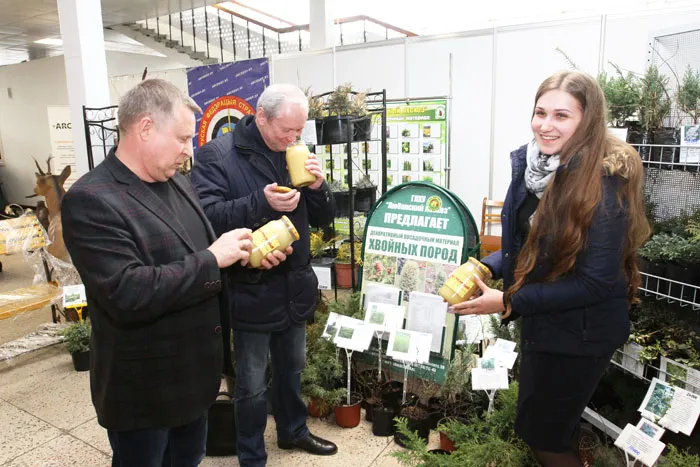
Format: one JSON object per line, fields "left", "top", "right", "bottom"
{"left": 277, "top": 433, "right": 338, "bottom": 455}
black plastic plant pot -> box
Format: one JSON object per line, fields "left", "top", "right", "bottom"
{"left": 650, "top": 128, "right": 680, "bottom": 168}
{"left": 321, "top": 116, "right": 351, "bottom": 145}
{"left": 428, "top": 449, "right": 451, "bottom": 456}
{"left": 372, "top": 406, "right": 397, "bottom": 436}
{"left": 352, "top": 115, "right": 373, "bottom": 142}
{"left": 71, "top": 350, "right": 90, "bottom": 371}
{"left": 314, "top": 119, "right": 324, "bottom": 144}
{"left": 393, "top": 414, "right": 430, "bottom": 447}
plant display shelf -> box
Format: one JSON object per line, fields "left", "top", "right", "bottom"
{"left": 584, "top": 348, "right": 700, "bottom": 444}
{"left": 640, "top": 272, "right": 700, "bottom": 310}
{"left": 630, "top": 142, "right": 700, "bottom": 171}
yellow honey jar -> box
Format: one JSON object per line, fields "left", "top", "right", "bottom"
{"left": 439, "top": 257, "right": 492, "bottom": 305}
{"left": 248, "top": 216, "right": 300, "bottom": 269}
{"left": 285, "top": 141, "right": 316, "bottom": 188}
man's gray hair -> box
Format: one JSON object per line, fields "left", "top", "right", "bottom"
{"left": 118, "top": 79, "right": 201, "bottom": 134}
{"left": 257, "top": 83, "right": 308, "bottom": 120}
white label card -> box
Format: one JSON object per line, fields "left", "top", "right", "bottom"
{"left": 332, "top": 316, "right": 374, "bottom": 352}
{"left": 301, "top": 120, "right": 318, "bottom": 145}
{"left": 638, "top": 377, "right": 700, "bottom": 435}
{"left": 312, "top": 266, "right": 332, "bottom": 290}
{"left": 364, "top": 302, "right": 405, "bottom": 332}
{"left": 63, "top": 284, "right": 87, "bottom": 309}
{"left": 471, "top": 367, "right": 509, "bottom": 390}
{"left": 386, "top": 329, "right": 432, "bottom": 364}
{"left": 614, "top": 424, "right": 666, "bottom": 466}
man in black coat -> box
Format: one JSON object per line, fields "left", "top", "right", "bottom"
{"left": 191, "top": 83, "right": 336, "bottom": 467}
{"left": 62, "top": 79, "right": 287, "bottom": 467}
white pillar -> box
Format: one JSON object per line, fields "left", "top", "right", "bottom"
{"left": 57, "top": 0, "right": 112, "bottom": 175}
{"left": 309, "top": 0, "right": 335, "bottom": 50}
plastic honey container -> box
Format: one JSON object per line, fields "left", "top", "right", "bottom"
{"left": 248, "top": 216, "right": 300, "bottom": 269}
{"left": 286, "top": 141, "right": 316, "bottom": 187}
{"left": 439, "top": 257, "right": 492, "bottom": 305}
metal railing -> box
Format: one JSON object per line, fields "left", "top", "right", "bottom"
{"left": 132, "top": 4, "right": 415, "bottom": 64}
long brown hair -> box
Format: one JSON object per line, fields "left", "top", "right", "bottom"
{"left": 505, "top": 71, "right": 651, "bottom": 305}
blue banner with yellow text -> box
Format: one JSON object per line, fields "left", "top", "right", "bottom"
{"left": 186, "top": 58, "right": 269, "bottom": 152}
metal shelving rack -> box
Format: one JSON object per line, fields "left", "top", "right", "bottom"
{"left": 311, "top": 89, "right": 387, "bottom": 291}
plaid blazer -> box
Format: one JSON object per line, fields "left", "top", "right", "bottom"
{"left": 62, "top": 151, "right": 226, "bottom": 431}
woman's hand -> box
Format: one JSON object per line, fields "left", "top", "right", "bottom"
{"left": 448, "top": 276, "right": 505, "bottom": 315}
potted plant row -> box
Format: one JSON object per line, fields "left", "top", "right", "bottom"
{"left": 599, "top": 63, "right": 700, "bottom": 165}
{"left": 306, "top": 84, "right": 374, "bottom": 145}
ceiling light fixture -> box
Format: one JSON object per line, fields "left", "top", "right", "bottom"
{"left": 34, "top": 38, "right": 63, "bottom": 46}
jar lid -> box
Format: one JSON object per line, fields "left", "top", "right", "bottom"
{"left": 468, "top": 257, "right": 491, "bottom": 277}
{"left": 281, "top": 215, "right": 300, "bottom": 241}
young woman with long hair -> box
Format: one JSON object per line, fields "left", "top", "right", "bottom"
{"left": 451, "top": 70, "right": 651, "bottom": 466}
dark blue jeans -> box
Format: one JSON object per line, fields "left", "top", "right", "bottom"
{"left": 233, "top": 325, "right": 309, "bottom": 467}
{"left": 107, "top": 412, "right": 207, "bottom": 467}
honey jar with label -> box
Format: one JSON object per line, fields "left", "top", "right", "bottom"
{"left": 248, "top": 216, "right": 300, "bottom": 269}
{"left": 439, "top": 257, "right": 492, "bottom": 305}
{"left": 285, "top": 140, "right": 316, "bottom": 188}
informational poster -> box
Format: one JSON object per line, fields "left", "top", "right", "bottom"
{"left": 186, "top": 58, "right": 269, "bottom": 151}
{"left": 385, "top": 99, "right": 448, "bottom": 188}
{"left": 46, "top": 105, "right": 79, "bottom": 189}
{"left": 358, "top": 182, "right": 480, "bottom": 382}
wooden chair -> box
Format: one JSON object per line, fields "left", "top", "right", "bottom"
{"left": 480, "top": 197, "right": 504, "bottom": 257}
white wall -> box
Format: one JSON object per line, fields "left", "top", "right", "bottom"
{"left": 269, "top": 6, "right": 700, "bottom": 224}
{"left": 0, "top": 51, "right": 191, "bottom": 204}
{"left": 0, "top": 56, "right": 69, "bottom": 205}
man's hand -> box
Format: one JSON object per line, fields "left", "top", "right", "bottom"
{"left": 208, "top": 229, "right": 252, "bottom": 268}
{"left": 258, "top": 246, "right": 293, "bottom": 270}
{"left": 264, "top": 183, "right": 301, "bottom": 212}
{"left": 448, "top": 276, "right": 505, "bottom": 315}
{"left": 305, "top": 153, "right": 324, "bottom": 190}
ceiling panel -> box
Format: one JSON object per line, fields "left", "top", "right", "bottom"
{"left": 0, "top": 0, "right": 222, "bottom": 66}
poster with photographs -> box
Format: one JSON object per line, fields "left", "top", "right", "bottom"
{"left": 385, "top": 99, "right": 449, "bottom": 188}
{"left": 386, "top": 156, "right": 398, "bottom": 171}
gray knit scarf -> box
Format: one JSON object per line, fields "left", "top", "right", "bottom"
{"left": 524, "top": 139, "right": 560, "bottom": 199}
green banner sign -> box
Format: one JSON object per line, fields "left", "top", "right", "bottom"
{"left": 385, "top": 99, "right": 448, "bottom": 188}
{"left": 359, "top": 182, "right": 479, "bottom": 383}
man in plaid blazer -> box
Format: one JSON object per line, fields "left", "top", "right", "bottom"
{"left": 62, "top": 79, "right": 288, "bottom": 467}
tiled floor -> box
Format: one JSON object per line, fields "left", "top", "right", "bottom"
{"left": 1, "top": 344, "right": 442, "bottom": 466}
{"left": 0, "top": 238, "right": 442, "bottom": 466}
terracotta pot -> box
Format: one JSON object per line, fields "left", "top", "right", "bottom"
{"left": 307, "top": 399, "right": 331, "bottom": 418}
{"left": 334, "top": 395, "right": 362, "bottom": 428}
{"left": 437, "top": 417, "right": 468, "bottom": 452}
{"left": 335, "top": 262, "right": 359, "bottom": 289}
{"left": 578, "top": 426, "right": 601, "bottom": 466}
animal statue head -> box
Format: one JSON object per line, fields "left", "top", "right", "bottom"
{"left": 26, "top": 157, "right": 71, "bottom": 262}
{"left": 27, "top": 157, "right": 70, "bottom": 207}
